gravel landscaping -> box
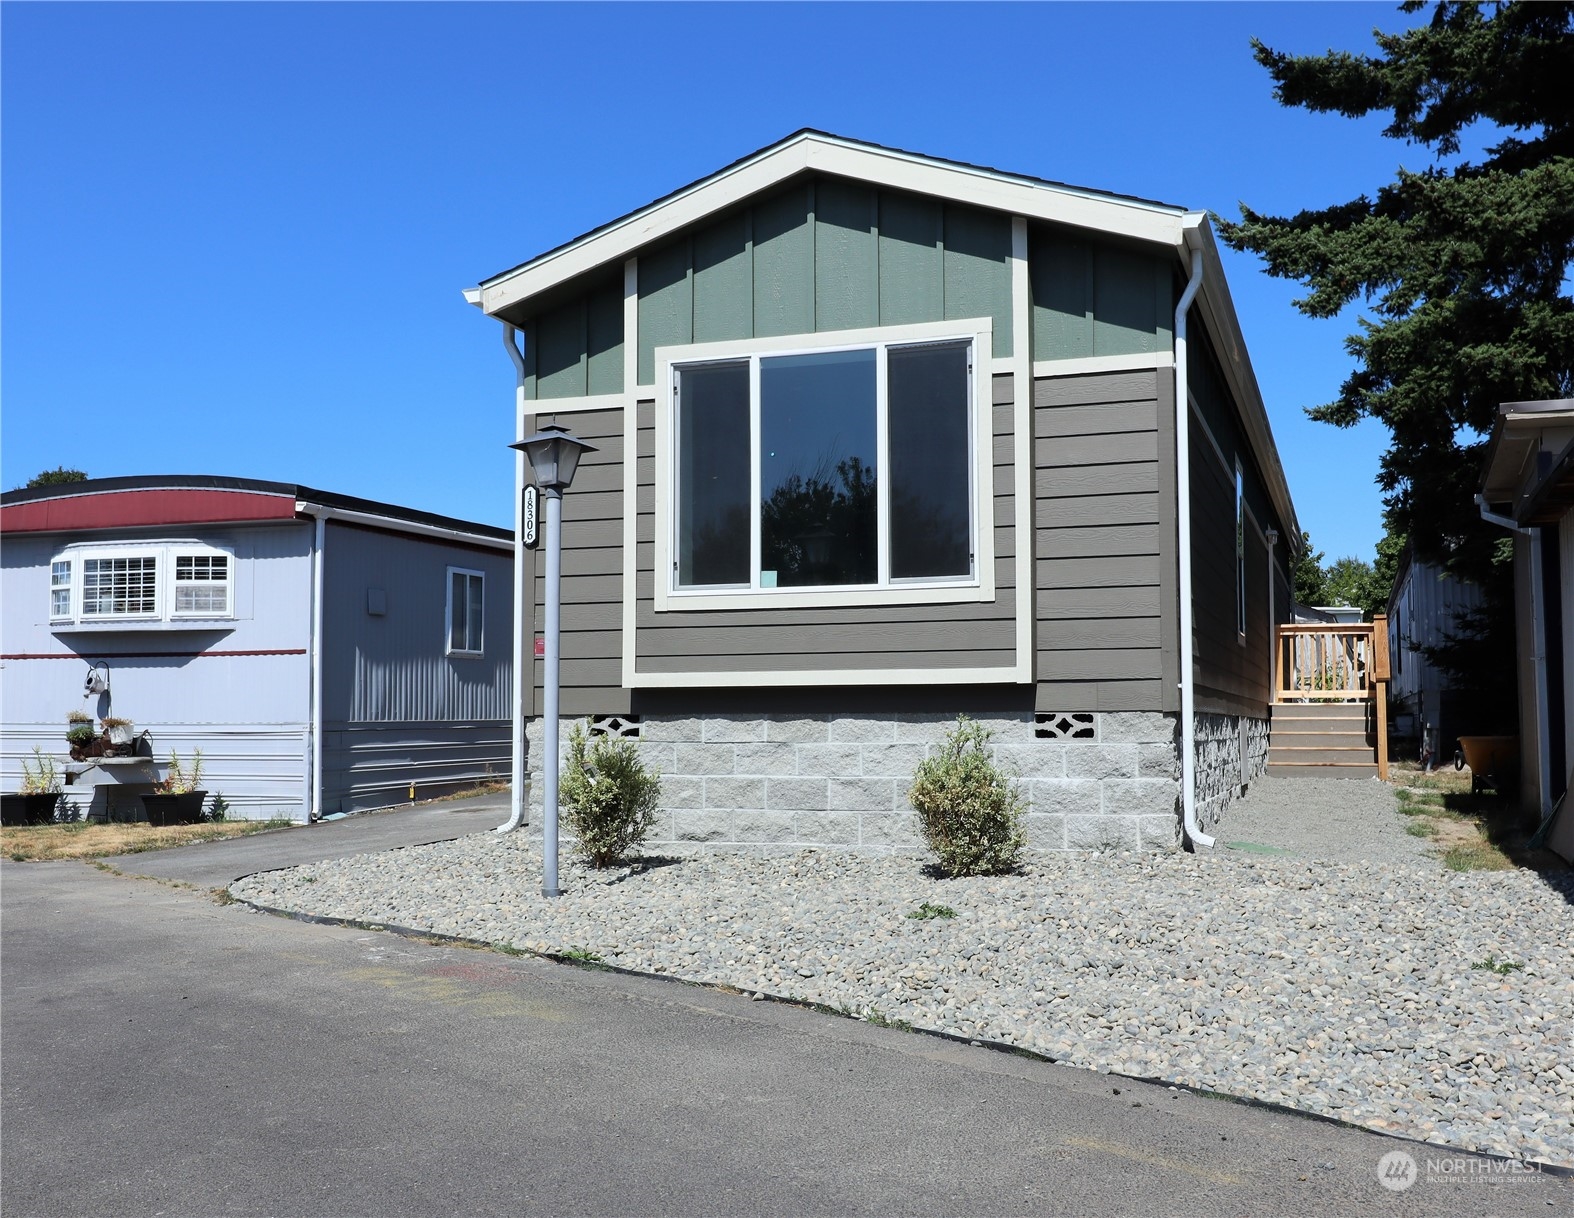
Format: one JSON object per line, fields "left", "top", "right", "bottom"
{"left": 232, "top": 780, "right": 1574, "bottom": 1169}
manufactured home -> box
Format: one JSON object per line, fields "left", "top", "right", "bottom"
{"left": 0, "top": 476, "right": 513, "bottom": 821}
{"left": 1478, "top": 398, "right": 1574, "bottom": 862}
{"left": 467, "top": 132, "right": 1302, "bottom": 852}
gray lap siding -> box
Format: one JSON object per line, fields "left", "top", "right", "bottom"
{"left": 1033, "top": 368, "right": 1178, "bottom": 714}
{"left": 524, "top": 407, "right": 627, "bottom": 715}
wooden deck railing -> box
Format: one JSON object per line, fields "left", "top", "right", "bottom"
{"left": 1274, "top": 614, "right": 1389, "bottom": 779}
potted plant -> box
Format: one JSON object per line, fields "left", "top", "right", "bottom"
{"left": 66, "top": 711, "right": 101, "bottom": 761}
{"left": 2, "top": 748, "right": 63, "bottom": 826}
{"left": 142, "top": 749, "right": 206, "bottom": 826}
{"left": 100, "top": 716, "right": 135, "bottom": 756}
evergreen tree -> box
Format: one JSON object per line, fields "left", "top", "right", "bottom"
{"left": 1293, "top": 530, "right": 1328, "bottom": 606}
{"left": 23, "top": 466, "right": 88, "bottom": 489}
{"left": 1219, "top": 1, "right": 1574, "bottom": 583}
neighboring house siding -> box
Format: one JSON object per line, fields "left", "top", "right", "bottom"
{"left": 1387, "top": 555, "right": 1486, "bottom": 745}
{"left": 1028, "top": 225, "right": 1174, "bottom": 360}
{"left": 1033, "top": 367, "right": 1176, "bottom": 712}
{"left": 319, "top": 521, "right": 514, "bottom": 813}
{"left": 0, "top": 524, "right": 313, "bottom": 819}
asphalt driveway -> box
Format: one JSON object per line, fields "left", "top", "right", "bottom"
{"left": 97, "top": 791, "right": 511, "bottom": 887}
{"left": 6, "top": 857, "right": 1567, "bottom": 1217}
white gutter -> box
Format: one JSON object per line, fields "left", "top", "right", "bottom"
{"left": 299, "top": 507, "right": 329, "bottom": 822}
{"left": 293, "top": 502, "right": 513, "bottom": 553}
{"left": 1476, "top": 495, "right": 1554, "bottom": 830}
{"left": 1175, "top": 231, "right": 1212, "bottom": 850}
{"left": 496, "top": 325, "right": 530, "bottom": 834}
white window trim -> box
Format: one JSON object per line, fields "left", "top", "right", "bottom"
{"left": 171, "top": 551, "right": 233, "bottom": 619}
{"left": 49, "top": 560, "right": 73, "bottom": 622}
{"left": 446, "top": 566, "right": 485, "bottom": 657}
{"left": 652, "top": 317, "right": 996, "bottom": 612}
{"left": 50, "top": 539, "right": 235, "bottom": 626}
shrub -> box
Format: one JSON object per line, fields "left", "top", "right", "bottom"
{"left": 907, "top": 715, "right": 1025, "bottom": 877}
{"left": 559, "top": 723, "right": 661, "bottom": 868}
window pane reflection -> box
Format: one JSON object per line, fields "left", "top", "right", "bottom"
{"left": 760, "top": 349, "right": 877, "bottom": 587}
{"left": 888, "top": 343, "right": 972, "bottom": 579}
{"left": 677, "top": 361, "right": 751, "bottom": 587}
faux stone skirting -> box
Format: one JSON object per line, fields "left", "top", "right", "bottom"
{"left": 526, "top": 711, "right": 1198, "bottom": 854}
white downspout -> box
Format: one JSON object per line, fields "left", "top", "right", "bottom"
{"left": 1175, "top": 233, "right": 1212, "bottom": 849}
{"left": 1477, "top": 495, "right": 1554, "bottom": 828}
{"left": 299, "top": 506, "right": 329, "bottom": 822}
{"left": 497, "top": 324, "right": 529, "bottom": 834}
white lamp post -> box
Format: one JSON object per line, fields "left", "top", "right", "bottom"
{"left": 509, "top": 424, "right": 597, "bottom": 897}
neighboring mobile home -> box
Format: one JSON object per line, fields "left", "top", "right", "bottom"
{"left": 467, "top": 132, "right": 1301, "bottom": 852}
{"left": 1386, "top": 545, "right": 1489, "bottom": 763}
{"left": 1478, "top": 399, "right": 1574, "bottom": 863}
{"left": 1, "top": 476, "right": 513, "bottom": 821}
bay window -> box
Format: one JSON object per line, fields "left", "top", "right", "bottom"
{"left": 659, "top": 320, "right": 991, "bottom": 608}
{"left": 49, "top": 541, "right": 234, "bottom": 626}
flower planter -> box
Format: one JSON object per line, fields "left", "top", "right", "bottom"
{"left": 1, "top": 792, "right": 62, "bottom": 826}
{"left": 68, "top": 737, "right": 104, "bottom": 761}
{"left": 142, "top": 791, "right": 207, "bottom": 827}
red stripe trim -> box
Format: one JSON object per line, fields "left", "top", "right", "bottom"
{"left": 1, "top": 489, "right": 298, "bottom": 533}
{"left": 1, "top": 649, "right": 308, "bottom": 660}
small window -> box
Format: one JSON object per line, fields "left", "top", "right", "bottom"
{"left": 447, "top": 568, "right": 484, "bottom": 656}
{"left": 174, "top": 553, "right": 230, "bottom": 616}
{"left": 50, "top": 561, "right": 72, "bottom": 620}
{"left": 83, "top": 555, "right": 159, "bottom": 619}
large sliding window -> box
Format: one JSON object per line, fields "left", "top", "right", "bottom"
{"left": 666, "top": 324, "right": 981, "bottom": 603}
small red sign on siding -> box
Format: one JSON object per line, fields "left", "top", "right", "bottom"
{"left": 533, "top": 636, "right": 545, "bottom": 658}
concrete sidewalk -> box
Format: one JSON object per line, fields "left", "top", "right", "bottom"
{"left": 98, "top": 790, "right": 512, "bottom": 886}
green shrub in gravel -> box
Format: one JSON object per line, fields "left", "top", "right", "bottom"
{"left": 560, "top": 722, "right": 661, "bottom": 867}
{"left": 907, "top": 715, "right": 1025, "bottom": 877}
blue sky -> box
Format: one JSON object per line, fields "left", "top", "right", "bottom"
{"left": 3, "top": 1, "right": 1449, "bottom": 564}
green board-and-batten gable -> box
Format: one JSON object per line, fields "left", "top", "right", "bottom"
{"left": 482, "top": 131, "right": 1186, "bottom": 402}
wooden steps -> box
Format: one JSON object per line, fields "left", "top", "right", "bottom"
{"left": 1267, "top": 702, "right": 1377, "bottom": 778}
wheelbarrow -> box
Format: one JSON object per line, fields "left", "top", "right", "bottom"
{"left": 1454, "top": 735, "right": 1519, "bottom": 795}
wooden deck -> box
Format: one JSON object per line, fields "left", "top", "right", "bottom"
{"left": 1270, "top": 615, "right": 1390, "bottom": 780}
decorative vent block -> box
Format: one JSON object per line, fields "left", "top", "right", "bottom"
{"left": 1035, "top": 712, "right": 1095, "bottom": 741}
{"left": 589, "top": 714, "right": 642, "bottom": 739}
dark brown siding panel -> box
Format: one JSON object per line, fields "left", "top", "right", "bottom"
{"left": 1034, "top": 369, "right": 1169, "bottom": 713}
{"left": 1187, "top": 406, "right": 1274, "bottom": 718}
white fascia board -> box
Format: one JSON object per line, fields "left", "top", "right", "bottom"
{"left": 295, "top": 502, "right": 514, "bottom": 553}
{"left": 479, "top": 141, "right": 812, "bottom": 316}
{"left": 1185, "top": 216, "right": 1302, "bottom": 544}
{"left": 477, "top": 133, "right": 1187, "bottom": 319}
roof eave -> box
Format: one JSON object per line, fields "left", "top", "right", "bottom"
{"left": 1186, "top": 216, "right": 1302, "bottom": 547}
{"left": 474, "top": 131, "right": 1188, "bottom": 323}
